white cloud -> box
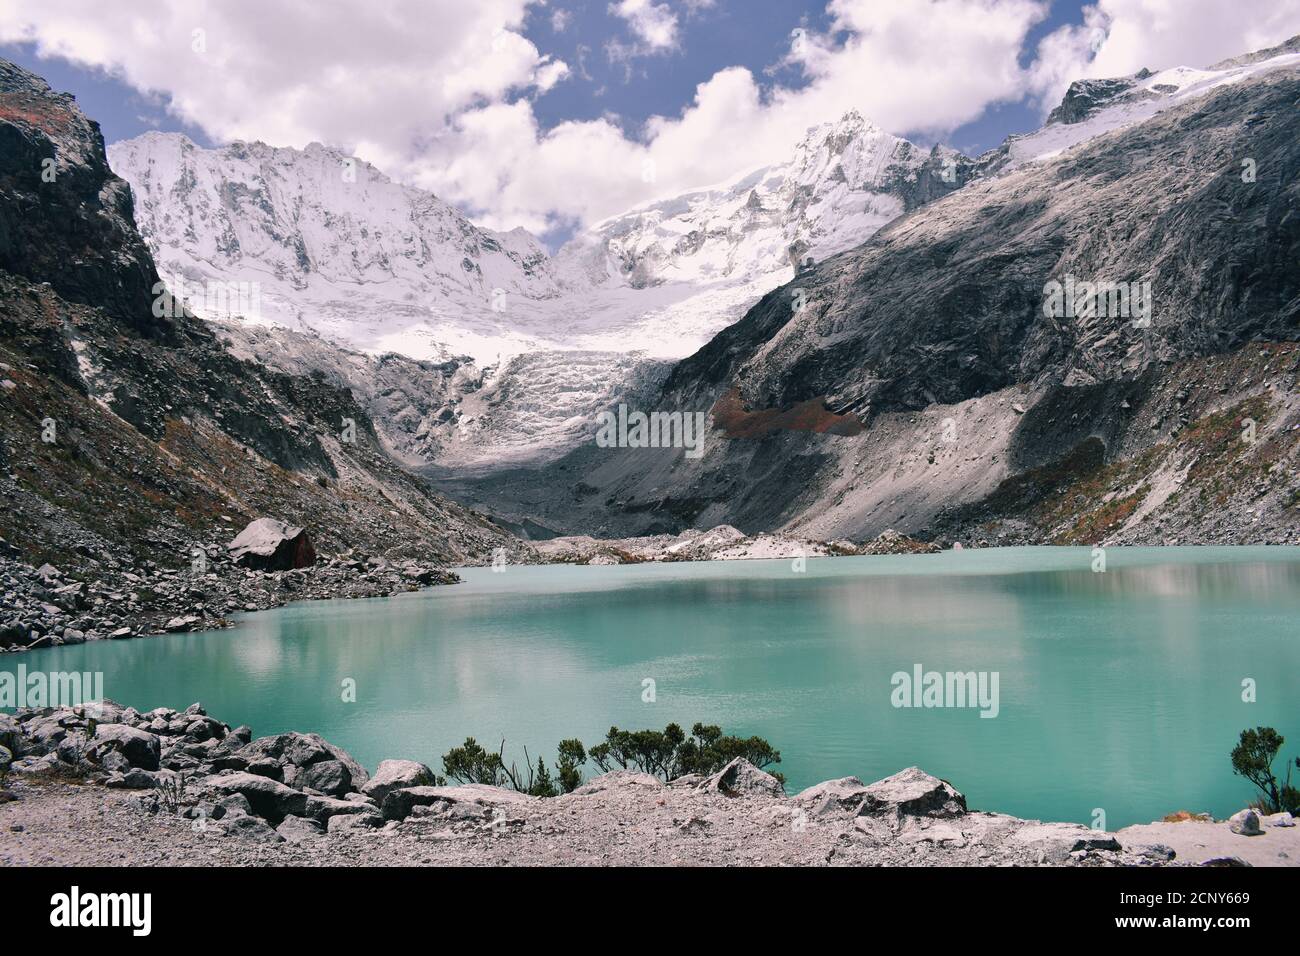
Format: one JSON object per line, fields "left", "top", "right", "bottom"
{"left": 1028, "top": 0, "right": 1300, "bottom": 110}
{"left": 551, "top": 8, "right": 573, "bottom": 33}
{"left": 0, "top": 0, "right": 563, "bottom": 159}
{"left": 442, "top": 0, "right": 1048, "bottom": 231}
{"left": 5, "top": 0, "right": 1296, "bottom": 240}
{"left": 608, "top": 0, "right": 680, "bottom": 53}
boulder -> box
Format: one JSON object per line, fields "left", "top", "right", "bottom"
{"left": 1228, "top": 809, "right": 1262, "bottom": 836}
{"left": 1262, "top": 812, "right": 1295, "bottom": 828}
{"left": 244, "top": 758, "right": 283, "bottom": 780}
{"left": 276, "top": 815, "right": 325, "bottom": 843}
{"left": 361, "top": 759, "right": 436, "bottom": 804}
{"left": 380, "top": 783, "right": 531, "bottom": 821}
{"left": 304, "top": 794, "right": 380, "bottom": 823}
{"left": 205, "top": 772, "right": 308, "bottom": 823}
{"left": 0, "top": 714, "right": 23, "bottom": 753}
{"left": 105, "top": 769, "right": 156, "bottom": 789}
{"left": 216, "top": 793, "right": 253, "bottom": 818}
{"left": 227, "top": 518, "right": 316, "bottom": 571}
{"left": 793, "top": 776, "right": 869, "bottom": 816}
{"left": 216, "top": 813, "right": 285, "bottom": 843}
{"left": 21, "top": 714, "right": 73, "bottom": 753}
{"left": 85, "top": 724, "right": 161, "bottom": 771}
{"left": 294, "top": 758, "right": 352, "bottom": 797}
{"left": 1011, "top": 822, "right": 1121, "bottom": 862}
{"left": 235, "top": 732, "right": 368, "bottom": 789}
{"left": 100, "top": 750, "right": 131, "bottom": 774}
{"left": 573, "top": 770, "right": 663, "bottom": 795}
{"left": 856, "top": 767, "right": 966, "bottom": 820}
{"left": 697, "top": 758, "right": 784, "bottom": 797}
{"left": 327, "top": 811, "right": 384, "bottom": 833}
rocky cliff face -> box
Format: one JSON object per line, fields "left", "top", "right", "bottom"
{"left": 451, "top": 58, "right": 1300, "bottom": 546}
{"left": 0, "top": 62, "right": 161, "bottom": 336}
{"left": 0, "top": 57, "right": 525, "bottom": 571}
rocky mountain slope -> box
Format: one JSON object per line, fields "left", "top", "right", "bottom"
{"left": 450, "top": 48, "right": 1300, "bottom": 546}
{"left": 0, "top": 58, "right": 528, "bottom": 583}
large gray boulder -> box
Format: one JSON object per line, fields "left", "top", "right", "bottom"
{"left": 295, "top": 759, "right": 352, "bottom": 797}
{"left": 857, "top": 767, "right": 967, "bottom": 820}
{"left": 304, "top": 794, "right": 381, "bottom": 824}
{"left": 697, "top": 758, "right": 784, "bottom": 796}
{"left": 1228, "top": 809, "right": 1262, "bottom": 836}
{"left": 361, "top": 759, "right": 436, "bottom": 804}
{"left": 206, "top": 772, "right": 308, "bottom": 823}
{"left": 235, "top": 732, "right": 368, "bottom": 791}
{"left": 227, "top": 518, "right": 316, "bottom": 571}
{"left": 86, "top": 724, "right": 161, "bottom": 771}
{"left": 327, "top": 811, "right": 385, "bottom": 833}
{"left": 793, "top": 776, "right": 870, "bottom": 816}
{"left": 216, "top": 813, "right": 285, "bottom": 843}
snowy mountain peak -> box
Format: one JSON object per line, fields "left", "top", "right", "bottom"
{"left": 108, "top": 131, "right": 568, "bottom": 359}
{"left": 562, "top": 109, "right": 962, "bottom": 294}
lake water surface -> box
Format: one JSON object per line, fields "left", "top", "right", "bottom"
{"left": 23, "top": 547, "right": 1300, "bottom": 828}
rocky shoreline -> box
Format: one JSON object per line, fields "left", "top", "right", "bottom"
{"left": 0, "top": 521, "right": 945, "bottom": 652}
{"left": 532, "top": 525, "right": 940, "bottom": 565}
{"left": 0, "top": 543, "right": 455, "bottom": 653}
{"left": 2, "top": 700, "right": 1294, "bottom": 867}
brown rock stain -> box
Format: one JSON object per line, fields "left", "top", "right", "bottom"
{"left": 711, "top": 386, "right": 864, "bottom": 439}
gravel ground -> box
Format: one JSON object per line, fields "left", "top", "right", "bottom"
{"left": 5, "top": 772, "right": 1289, "bottom": 868}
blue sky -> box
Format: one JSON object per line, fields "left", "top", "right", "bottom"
{"left": 3, "top": 0, "right": 1296, "bottom": 243}
{"left": 2, "top": 0, "right": 1091, "bottom": 154}
{"left": 519, "top": 0, "right": 1092, "bottom": 155}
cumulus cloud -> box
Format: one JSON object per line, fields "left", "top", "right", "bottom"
{"left": 608, "top": 0, "right": 680, "bottom": 54}
{"left": 0, "top": 0, "right": 565, "bottom": 163}
{"left": 1027, "top": 0, "right": 1300, "bottom": 111}
{"left": 4, "top": 0, "right": 1297, "bottom": 239}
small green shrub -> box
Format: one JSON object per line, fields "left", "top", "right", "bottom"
{"left": 1231, "top": 726, "right": 1300, "bottom": 814}
{"left": 440, "top": 723, "right": 783, "bottom": 797}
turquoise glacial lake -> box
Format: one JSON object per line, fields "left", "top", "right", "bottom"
{"left": 21, "top": 547, "right": 1300, "bottom": 828}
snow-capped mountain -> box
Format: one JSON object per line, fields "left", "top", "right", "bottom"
{"left": 110, "top": 111, "right": 960, "bottom": 369}
{"left": 561, "top": 109, "right": 964, "bottom": 289}
{"left": 986, "top": 34, "right": 1300, "bottom": 171}
{"left": 110, "top": 111, "right": 961, "bottom": 470}
{"left": 107, "top": 133, "right": 567, "bottom": 362}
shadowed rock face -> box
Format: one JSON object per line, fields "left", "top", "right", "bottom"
{"left": 0, "top": 61, "right": 163, "bottom": 337}
{"left": 446, "top": 64, "right": 1300, "bottom": 544}
{"left": 666, "top": 71, "right": 1300, "bottom": 421}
